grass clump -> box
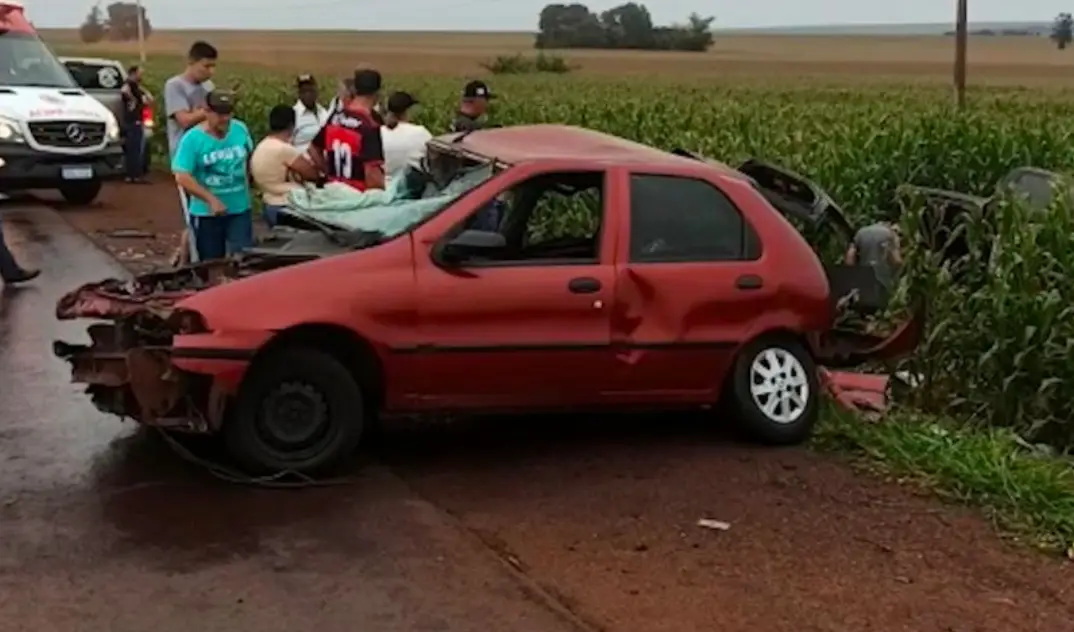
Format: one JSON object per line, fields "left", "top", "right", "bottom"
{"left": 817, "top": 407, "right": 1074, "bottom": 555}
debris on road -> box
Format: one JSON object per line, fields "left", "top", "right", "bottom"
{"left": 107, "top": 229, "right": 156, "bottom": 239}
{"left": 696, "top": 518, "right": 732, "bottom": 531}
{"left": 821, "top": 368, "right": 889, "bottom": 416}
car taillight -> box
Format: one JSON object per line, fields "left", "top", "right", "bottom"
{"left": 142, "top": 104, "right": 154, "bottom": 127}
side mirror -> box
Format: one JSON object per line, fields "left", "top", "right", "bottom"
{"left": 439, "top": 229, "right": 506, "bottom": 264}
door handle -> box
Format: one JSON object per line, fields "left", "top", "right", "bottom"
{"left": 735, "top": 274, "right": 763, "bottom": 290}
{"left": 568, "top": 277, "right": 602, "bottom": 294}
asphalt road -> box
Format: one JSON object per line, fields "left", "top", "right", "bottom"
{"left": 0, "top": 200, "right": 584, "bottom": 632}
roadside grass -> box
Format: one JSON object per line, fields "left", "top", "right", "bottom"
{"left": 815, "top": 406, "right": 1074, "bottom": 557}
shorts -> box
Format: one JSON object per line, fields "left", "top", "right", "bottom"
{"left": 191, "top": 212, "right": 254, "bottom": 261}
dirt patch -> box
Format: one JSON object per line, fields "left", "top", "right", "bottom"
{"left": 38, "top": 175, "right": 268, "bottom": 275}
{"left": 36, "top": 176, "right": 186, "bottom": 274}
{"left": 382, "top": 414, "right": 1074, "bottom": 632}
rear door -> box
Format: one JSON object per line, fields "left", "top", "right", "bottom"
{"left": 607, "top": 168, "right": 777, "bottom": 403}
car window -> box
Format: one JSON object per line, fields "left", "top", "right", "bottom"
{"left": 63, "top": 61, "right": 123, "bottom": 90}
{"left": 460, "top": 170, "right": 605, "bottom": 265}
{"left": 523, "top": 183, "right": 601, "bottom": 247}
{"left": 629, "top": 174, "right": 759, "bottom": 263}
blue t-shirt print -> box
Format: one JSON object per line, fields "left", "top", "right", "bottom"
{"left": 171, "top": 120, "right": 254, "bottom": 217}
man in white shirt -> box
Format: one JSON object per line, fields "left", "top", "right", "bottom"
{"left": 381, "top": 91, "right": 432, "bottom": 187}
{"left": 251, "top": 105, "right": 323, "bottom": 228}
{"left": 291, "top": 74, "right": 328, "bottom": 154}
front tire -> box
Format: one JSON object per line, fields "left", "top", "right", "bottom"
{"left": 729, "top": 336, "right": 819, "bottom": 445}
{"left": 58, "top": 180, "right": 103, "bottom": 205}
{"left": 225, "top": 347, "right": 365, "bottom": 475}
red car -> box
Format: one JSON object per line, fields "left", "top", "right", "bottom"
{"left": 55, "top": 125, "right": 918, "bottom": 474}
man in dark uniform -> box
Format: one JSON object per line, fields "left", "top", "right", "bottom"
{"left": 450, "top": 80, "right": 495, "bottom": 133}
{"left": 120, "top": 64, "right": 152, "bottom": 183}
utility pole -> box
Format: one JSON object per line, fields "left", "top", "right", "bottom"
{"left": 954, "top": 0, "right": 968, "bottom": 109}
{"left": 135, "top": 0, "right": 146, "bottom": 63}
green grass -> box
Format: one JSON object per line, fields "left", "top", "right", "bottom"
{"left": 816, "top": 407, "right": 1074, "bottom": 556}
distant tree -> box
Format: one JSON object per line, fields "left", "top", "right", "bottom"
{"left": 105, "top": 2, "right": 152, "bottom": 41}
{"left": 535, "top": 3, "right": 714, "bottom": 52}
{"left": 1051, "top": 12, "right": 1073, "bottom": 49}
{"left": 78, "top": 5, "right": 106, "bottom": 44}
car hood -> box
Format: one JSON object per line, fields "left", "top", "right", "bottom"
{"left": 0, "top": 86, "right": 111, "bottom": 123}
{"left": 54, "top": 229, "right": 351, "bottom": 322}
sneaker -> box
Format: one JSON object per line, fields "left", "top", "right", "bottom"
{"left": 2, "top": 268, "right": 39, "bottom": 285}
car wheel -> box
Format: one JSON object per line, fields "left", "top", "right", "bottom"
{"left": 58, "top": 180, "right": 103, "bottom": 205}
{"left": 730, "top": 336, "right": 819, "bottom": 445}
{"left": 225, "top": 347, "right": 365, "bottom": 475}
{"left": 141, "top": 146, "right": 152, "bottom": 175}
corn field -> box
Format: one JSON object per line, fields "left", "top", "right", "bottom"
{"left": 141, "top": 68, "right": 1074, "bottom": 449}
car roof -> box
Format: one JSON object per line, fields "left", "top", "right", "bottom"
{"left": 431, "top": 124, "right": 739, "bottom": 174}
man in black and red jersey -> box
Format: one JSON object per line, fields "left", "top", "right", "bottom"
{"left": 309, "top": 68, "right": 385, "bottom": 191}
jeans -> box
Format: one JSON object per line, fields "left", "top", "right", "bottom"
{"left": 262, "top": 203, "right": 285, "bottom": 229}
{"left": 122, "top": 122, "right": 145, "bottom": 179}
{"left": 0, "top": 216, "right": 23, "bottom": 281}
{"left": 191, "top": 212, "right": 254, "bottom": 260}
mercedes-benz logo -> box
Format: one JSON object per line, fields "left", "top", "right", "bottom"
{"left": 65, "top": 123, "right": 86, "bottom": 144}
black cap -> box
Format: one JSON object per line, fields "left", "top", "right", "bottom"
{"left": 386, "top": 91, "right": 419, "bottom": 115}
{"left": 353, "top": 68, "right": 382, "bottom": 96}
{"left": 463, "top": 80, "right": 495, "bottom": 99}
{"left": 205, "top": 90, "right": 234, "bottom": 114}
{"left": 296, "top": 73, "right": 316, "bottom": 87}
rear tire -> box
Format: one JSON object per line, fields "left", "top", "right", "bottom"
{"left": 225, "top": 347, "right": 365, "bottom": 475}
{"left": 58, "top": 180, "right": 102, "bottom": 205}
{"left": 729, "top": 336, "right": 819, "bottom": 445}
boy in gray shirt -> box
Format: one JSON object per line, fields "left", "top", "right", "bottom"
{"left": 163, "top": 41, "right": 217, "bottom": 265}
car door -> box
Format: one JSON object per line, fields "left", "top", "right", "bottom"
{"left": 606, "top": 169, "right": 778, "bottom": 403}
{"left": 411, "top": 168, "right": 620, "bottom": 410}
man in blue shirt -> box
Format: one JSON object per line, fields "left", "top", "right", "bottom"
{"left": 171, "top": 91, "right": 254, "bottom": 261}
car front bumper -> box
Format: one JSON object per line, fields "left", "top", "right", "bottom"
{"left": 0, "top": 143, "right": 126, "bottom": 191}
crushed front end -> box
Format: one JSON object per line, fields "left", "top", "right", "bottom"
{"left": 53, "top": 257, "right": 297, "bottom": 432}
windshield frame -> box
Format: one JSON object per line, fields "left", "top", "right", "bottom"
{"left": 0, "top": 31, "right": 78, "bottom": 89}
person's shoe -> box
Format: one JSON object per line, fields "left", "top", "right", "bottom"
{"left": 2, "top": 268, "right": 40, "bottom": 285}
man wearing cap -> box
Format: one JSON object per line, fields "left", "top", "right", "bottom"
{"left": 292, "top": 74, "right": 328, "bottom": 155}
{"left": 450, "top": 80, "right": 495, "bottom": 133}
{"left": 381, "top": 91, "right": 432, "bottom": 187}
{"left": 171, "top": 91, "right": 255, "bottom": 261}
{"left": 308, "top": 68, "right": 385, "bottom": 191}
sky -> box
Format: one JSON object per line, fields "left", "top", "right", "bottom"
{"left": 26, "top": 0, "right": 1074, "bottom": 31}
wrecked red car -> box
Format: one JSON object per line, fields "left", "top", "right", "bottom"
{"left": 55, "top": 125, "right": 920, "bottom": 475}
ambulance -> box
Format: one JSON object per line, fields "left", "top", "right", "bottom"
{"left": 0, "top": 1, "right": 124, "bottom": 204}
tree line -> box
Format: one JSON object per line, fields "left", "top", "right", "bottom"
{"left": 79, "top": 2, "right": 152, "bottom": 44}
{"left": 535, "top": 3, "right": 714, "bottom": 52}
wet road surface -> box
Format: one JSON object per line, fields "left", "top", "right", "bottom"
{"left": 0, "top": 201, "right": 584, "bottom": 632}
{"left": 7, "top": 186, "right": 1074, "bottom": 632}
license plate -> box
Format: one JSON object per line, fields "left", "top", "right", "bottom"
{"left": 61, "top": 166, "right": 93, "bottom": 180}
